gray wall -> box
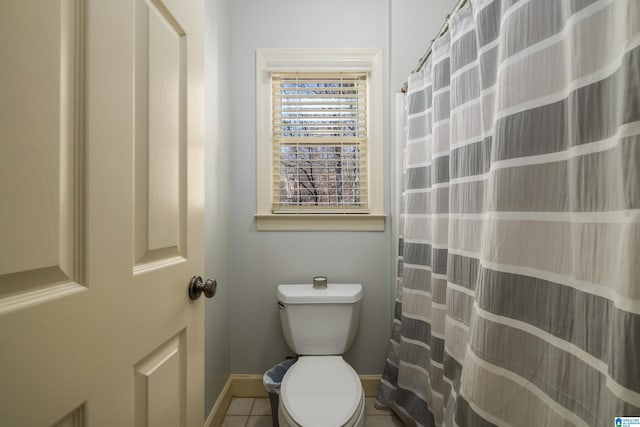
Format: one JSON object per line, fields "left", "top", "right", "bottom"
{"left": 389, "top": 0, "right": 458, "bottom": 164}
{"left": 390, "top": 0, "right": 459, "bottom": 92}
{"left": 229, "top": 0, "right": 392, "bottom": 375}
{"left": 204, "top": 0, "right": 232, "bottom": 416}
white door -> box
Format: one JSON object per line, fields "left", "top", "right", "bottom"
{"left": 0, "top": 0, "right": 206, "bottom": 425}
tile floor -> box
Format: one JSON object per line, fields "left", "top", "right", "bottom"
{"left": 222, "top": 397, "right": 404, "bottom": 427}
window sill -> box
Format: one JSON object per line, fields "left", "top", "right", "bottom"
{"left": 255, "top": 214, "right": 386, "bottom": 231}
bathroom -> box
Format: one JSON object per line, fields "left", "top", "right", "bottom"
{"left": 211, "top": 0, "right": 640, "bottom": 425}
{"left": 207, "top": 0, "right": 456, "bottom": 424}
{"left": 206, "top": 0, "right": 456, "bottom": 421}
{"left": 1, "top": 0, "right": 638, "bottom": 425}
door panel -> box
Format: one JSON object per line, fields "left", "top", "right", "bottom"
{"left": 134, "top": 331, "right": 186, "bottom": 427}
{"left": 0, "top": 0, "right": 205, "bottom": 425}
{"left": 0, "top": 0, "right": 84, "bottom": 301}
{"left": 53, "top": 405, "right": 86, "bottom": 427}
{"left": 134, "top": 0, "right": 187, "bottom": 268}
{"left": 146, "top": 0, "right": 184, "bottom": 253}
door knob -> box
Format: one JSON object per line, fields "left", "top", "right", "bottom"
{"left": 188, "top": 276, "right": 217, "bottom": 300}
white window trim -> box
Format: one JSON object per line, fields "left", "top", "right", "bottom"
{"left": 255, "top": 48, "right": 385, "bottom": 231}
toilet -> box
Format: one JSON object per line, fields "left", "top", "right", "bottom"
{"left": 277, "top": 283, "right": 365, "bottom": 427}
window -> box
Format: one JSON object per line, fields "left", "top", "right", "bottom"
{"left": 256, "top": 49, "right": 385, "bottom": 231}
{"left": 272, "top": 72, "right": 367, "bottom": 212}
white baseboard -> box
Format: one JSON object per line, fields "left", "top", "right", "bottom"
{"left": 204, "top": 376, "right": 233, "bottom": 427}
{"left": 205, "top": 374, "right": 382, "bottom": 426}
{"left": 359, "top": 374, "right": 382, "bottom": 398}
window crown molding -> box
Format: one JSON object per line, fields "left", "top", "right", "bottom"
{"left": 256, "top": 48, "right": 382, "bottom": 72}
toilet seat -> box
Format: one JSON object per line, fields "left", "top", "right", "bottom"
{"left": 280, "top": 356, "right": 364, "bottom": 427}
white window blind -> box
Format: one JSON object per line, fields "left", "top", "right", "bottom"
{"left": 271, "top": 72, "right": 368, "bottom": 213}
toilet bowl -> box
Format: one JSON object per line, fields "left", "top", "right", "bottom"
{"left": 278, "top": 356, "right": 365, "bottom": 427}
{"left": 277, "top": 283, "right": 364, "bottom": 427}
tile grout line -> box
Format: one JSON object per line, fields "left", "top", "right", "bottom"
{"left": 246, "top": 398, "right": 255, "bottom": 427}
{"left": 247, "top": 398, "right": 253, "bottom": 426}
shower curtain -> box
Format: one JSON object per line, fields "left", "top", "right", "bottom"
{"left": 378, "top": 0, "right": 640, "bottom": 426}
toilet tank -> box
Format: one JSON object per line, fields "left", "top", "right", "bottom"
{"left": 278, "top": 283, "right": 362, "bottom": 355}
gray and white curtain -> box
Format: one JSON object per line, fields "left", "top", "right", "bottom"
{"left": 378, "top": 0, "right": 640, "bottom": 426}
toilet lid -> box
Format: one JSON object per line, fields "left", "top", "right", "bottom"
{"left": 281, "top": 356, "right": 362, "bottom": 427}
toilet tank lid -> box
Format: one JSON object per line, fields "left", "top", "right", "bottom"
{"left": 278, "top": 284, "right": 362, "bottom": 304}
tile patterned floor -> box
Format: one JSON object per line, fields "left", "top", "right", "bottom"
{"left": 222, "top": 397, "right": 404, "bottom": 427}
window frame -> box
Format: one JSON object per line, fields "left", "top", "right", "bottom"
{"left": 255, "top": 48, "right": 385, "bottom": 231}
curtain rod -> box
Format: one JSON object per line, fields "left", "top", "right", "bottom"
{"left": 400, "top": 0, "right": 469, "bottom": 93}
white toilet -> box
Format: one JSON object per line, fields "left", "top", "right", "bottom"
{"left": 277, "top": 283, "right": 365, "bottom": 427}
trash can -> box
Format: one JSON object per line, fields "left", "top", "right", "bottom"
{"left": 263, "top": 358, "right": 296, "bottom": 427}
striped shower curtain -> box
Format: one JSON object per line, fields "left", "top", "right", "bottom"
{"left": 378, "top": 0, "right": 640, "bottom": 426}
